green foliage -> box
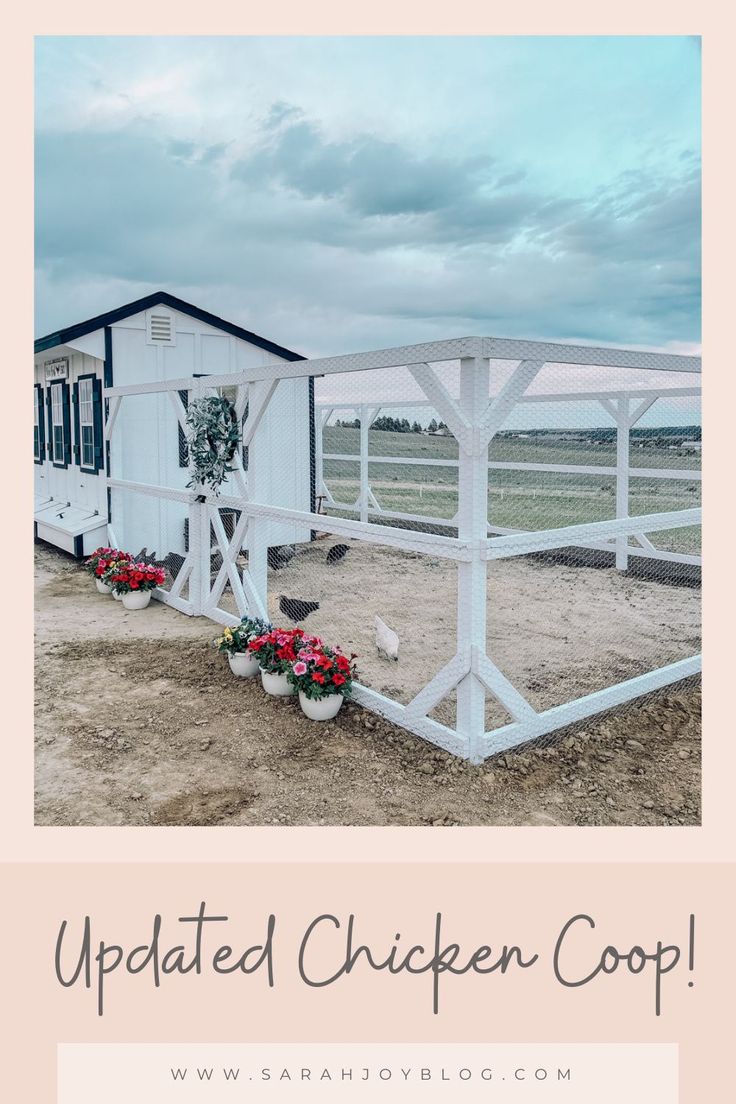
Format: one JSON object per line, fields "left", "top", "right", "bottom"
{"left": 213, "top": 616, "right": 272, "bottom": 655}
{"left": 185, "top": 396, "right": 242, "bottom": 494}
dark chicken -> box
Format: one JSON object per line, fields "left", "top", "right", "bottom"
{"left": 326, "top": 543, "right": 350, "bottom": 565}
{"left": 279, "top": 595, "right": 320, "bottom": 622}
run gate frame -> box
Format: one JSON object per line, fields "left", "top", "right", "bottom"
{"left": 103, "top": 335, "right": 702, "bottom": 764}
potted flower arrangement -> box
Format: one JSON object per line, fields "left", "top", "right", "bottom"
{"left": 214, "top": 616, "right": 272, "bottom": 678}
{"left": 105, "top": 560, "right": 166, "bottom": 610}
{"left": 287, "top": 641, "right": 358, "bottom": 720}
{"left": 84, "top": 547, "right": 131, "bottom": 594}
{"left": 247, "top": 627, "right": 307, "bottom": 696}
{"left": 101, "top": 556, "right": 135, "bottom": 600}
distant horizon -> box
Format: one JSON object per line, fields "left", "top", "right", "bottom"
{"left": 326, "top": 408, "right": 702, "bottom": 432}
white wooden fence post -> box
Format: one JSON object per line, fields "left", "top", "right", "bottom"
{"left": 359, "top": 404, "right": 370, "bottom": 524}
{"left": 615, "top": 398, "right": 631, "bottom": 571}
{"left": 456, "top": 356, "right": 490, "bottom": 762}
{"left": 188, "top": 376, "right": 210, "bottom": 614}
{"left": 244, "top": 382, "right": 269, "bottom": 614}
{"left": 315, "top": 408, "right": 327, "bottom": 502}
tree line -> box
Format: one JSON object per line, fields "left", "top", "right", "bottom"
{"left": 333, "top": 416, "right": 449, "bottom": 433}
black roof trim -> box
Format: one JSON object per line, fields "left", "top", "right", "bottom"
{"left": 34, "top": 291, "right": 305, "bottom": 362}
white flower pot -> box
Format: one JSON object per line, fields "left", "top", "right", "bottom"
{"left": 95, "top": 579, "right": 112, "bottom": 595}
{"left": 112, "top": 589, "right": 122, "bottom": 601}
{"left": 122, "top": 590, "right": 152, "bottom": 611}
{"left": 228, "top": 651, "right": 260, "bottom": 678}
{"left": 260, "top": 668, "right": 295, "bottom": 696}
{"left": 299, "top": 690, "right": 344, "bottom": 721}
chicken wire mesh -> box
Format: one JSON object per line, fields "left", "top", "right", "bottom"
{"left": 104, "top": 340, "right": 701, "bottom": 762}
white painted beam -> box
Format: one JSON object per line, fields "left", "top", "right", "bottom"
{"left": 480, "top": 337, "right": 700, "bottom": 374}
{"left": 483, "top": 655, "right": 701, "bottom": 758}
{"left": 455, "top": 356, "right": 491, "bottom": 761}
{"left": 350, "top": 683, "right": 469, "bottom": 759}
{"left": 408, "top": 362, "right": 471, "bottom": 440}
{"left": 323, "top": 454, "right": 701, "bottom": 481}
{"left": 316, "top": 385, "right": 700, "bottom": 411}
{"left": 404, "top": 650, "right": 471, "bottom": 722}
{"left": 485, "top": 508, "right": 701, "bottom": 559}
{"left": 479, "top": 360, "right": 544, "bottom": 448}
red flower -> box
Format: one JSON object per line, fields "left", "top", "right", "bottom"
{"left": 335, "top": 655, "right": 350, "bottom": 672}
{"left": 332, "top": 673, "right": 346, "bottom": 686}
{"left": 312, "top": 672, "right": 325, "bottom": 684}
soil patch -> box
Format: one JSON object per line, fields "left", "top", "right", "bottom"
{"left": 34, "top": 541, "right": 701, "bottom": 827}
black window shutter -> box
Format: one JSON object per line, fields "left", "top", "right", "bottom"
{"left": 72, "top": 382, "right": 81, "bottom": 465}
{"left": 35, "top": 385, "right": 46, "bottom": 462}
{"left": 92, "top": 378, "right": 104, "bottom": 471}
{"left": 178, "top": 390, "right": 189, "bottom": 467}
{"left": 62, "top": 382, "right": 72, "bottom": 467}
{"left": 46, "top": 386, "right": 53, "bottom": 458}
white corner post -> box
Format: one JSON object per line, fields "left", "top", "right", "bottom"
{"left": 244, "top": 380, "right": 276, "bottom": 613}
{"left": 359, "top": 404, "right": 370, "bottom": 524}
{"left": 456, "top": 356, "right": 491, "bottom": 762}
{"left": 614, "top": 398, "right": 631, "bottom": 571}
{"left": 358, "top": 405, "right": 380, "bottom": 524}
{"left": 607, "top": 395, "right": 657, "bottom": 571}
{"left": 187, "top": 376, "right": 211, "bottom": 613}
{"left": 315, "top": 407, "right": 332, "bottom": 502}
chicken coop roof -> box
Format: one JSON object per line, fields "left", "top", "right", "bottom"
{"left": 34, "top": 291, "right": 306, "bottom": 362}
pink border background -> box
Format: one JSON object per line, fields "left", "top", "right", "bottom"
{"left": 2, "top": 5, "right": 733, "bottom": 1101}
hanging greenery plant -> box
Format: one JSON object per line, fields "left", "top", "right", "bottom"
{"left": 185, "top": 395, "right": 242, "bottom": 494}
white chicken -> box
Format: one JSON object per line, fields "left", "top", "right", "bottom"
{"left": 374, "top": 615, "right": 399, "bottom": 662}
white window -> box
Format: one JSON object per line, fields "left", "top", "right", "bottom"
{"left": 34, "top": 388, "right": 41, "bottom": 461}
{"left": 78, "top": 378, "right": 95, "bottom": 468}
{"left": 50, "top": 383, "right": 66, "bottom": 464}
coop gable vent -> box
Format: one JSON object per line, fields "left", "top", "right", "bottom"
{"left": 146, "top": 310, "right": 176, "bottom": 346}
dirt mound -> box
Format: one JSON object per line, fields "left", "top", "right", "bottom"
{"left": 151, "top": 787, "right": 256, "bottom": 826}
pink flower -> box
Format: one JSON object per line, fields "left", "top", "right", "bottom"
{"left": 292, "top": 661, "right": 307, "bottom": 676}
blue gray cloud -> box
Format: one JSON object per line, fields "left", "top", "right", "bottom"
{"left": 34, "top": 36, "right": 701, "bottom": 356}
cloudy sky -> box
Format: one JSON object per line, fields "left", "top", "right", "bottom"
{"left": 35, "top": 36, "right": 700, "bottom": 359}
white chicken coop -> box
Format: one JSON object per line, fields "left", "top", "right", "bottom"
{"left": 33, "top": 309, "right": 701, "bottom": 762}
{"left": 34, "top": 293, "right": 314, "bottom": 560}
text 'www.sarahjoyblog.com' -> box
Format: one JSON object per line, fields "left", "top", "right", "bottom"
{"left": 167, "top": 1063, "right": 573, "bottom": 1085}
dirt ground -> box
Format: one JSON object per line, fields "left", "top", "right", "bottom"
{"left": 34, "top": 542, "right": 701, "bottom": 827}
{"left": 247, "top": 535, "right": 700, "bottom": 731}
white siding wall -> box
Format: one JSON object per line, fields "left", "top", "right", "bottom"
{"left": 33, "top": 353, "right": 106, "bottom": 518}
{"left": 35, "top": 303, "right": 311, "bottom": 560}
{"left": 108, "top": 306, "right": 311, "bottom": 559}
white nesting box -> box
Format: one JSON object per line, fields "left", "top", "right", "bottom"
{"left": 33, "top": 293, "right": 313, "bottom": 558}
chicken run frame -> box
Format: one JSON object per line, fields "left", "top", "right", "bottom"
{"left": 102, "top": 334, "right": 701, "bottom": 764}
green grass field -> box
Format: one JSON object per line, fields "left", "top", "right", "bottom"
{"left": 322, "top": 426, "right": 701, "bottom": 554}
